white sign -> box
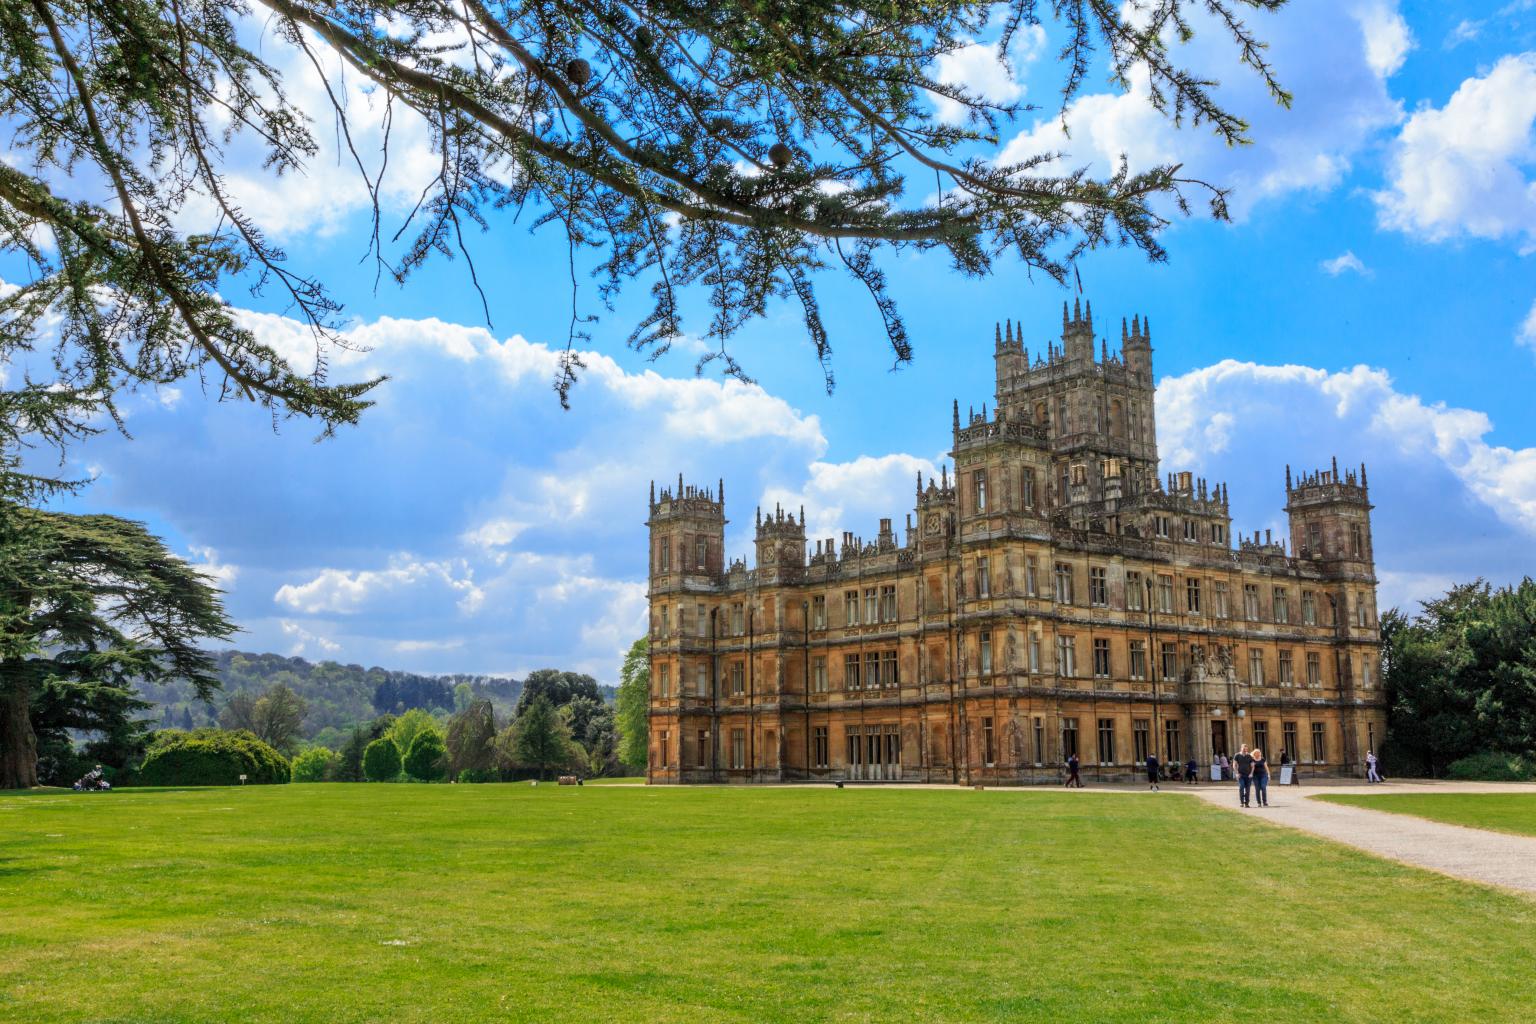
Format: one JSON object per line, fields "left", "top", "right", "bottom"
{"left": 1211, "top": 765, "right": 1222, "bottom": 781}
{"left": 1280, "top": 764, "right": 1294, "bottom": 786}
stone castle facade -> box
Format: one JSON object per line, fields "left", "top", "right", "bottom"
{"left": 645, "top": 300, "right": 1385, "bottom": 783}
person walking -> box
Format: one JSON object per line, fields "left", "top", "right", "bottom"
{"left": 1146, "top": 751, "right": 1161, "bottom": 791}
{"left": 1219, "top": 752, "right": 1232, "bottom": 783}
{"left": 1366, "top": 750, "right": 1383, "bottom": 784}
{"left": 1064, "top": 752, "right": 1083, "bottom": 788}
{"left": 1185, "top": 756, "right": 1199, "bottom": 784}
{"left": 1231, "top": 744, "right": 1255, "bottom": 808}
{"left": 1251, "top": 747, "right": 1270, "bottom": 807}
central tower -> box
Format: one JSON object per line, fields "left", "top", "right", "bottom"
{"left": 994, "top": 299, "right": 1159, "bottom": 515}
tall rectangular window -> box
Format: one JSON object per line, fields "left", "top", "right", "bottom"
{"left": 730, "top": 661, "right": 745, "bottom": 696}
{"left": 1311, "top": 722, "right": 1326, "bottom": 763}
{"left": 696, "top": 663, "right": 708, "bottom": 697}
{"left": 658, "top": 663, "right": 671, "bottom": 698}
{"left": 1127, "top": 571, "right": 1144, "bottom": 611}
{"left": 1283, "top": 722, "right": 1299, "bottom": 763}
{"left": 880, "top": 585, "right": 897, "bottom": 622}
{"left": 812, "top": 596, "right": 826, "bottom": 629}
{"left": 1056, "top": 635, "right": 1077, "bottom": 678}
{"left": 1164, "top": 720, "right": 1181, "bottom": 763}
{"left": 1061, "top": 718, "right": 1079, "bottom": 759}
{"left": 1249, "top": 649, "right": 1264, "bottom": 685}
{"left": 1097, "top": 719, "right": 1116, "bottom": 765}
{"left": 865, "top": 651, "right": 881, "bottom": 688}
{"left": 1253, "top": 721, "right": 1268, "bottom": 756}
{"left": 658, "top": 538, "right": 671, "bottom": 572}
{"left": 976, "top": 558, "right": 991, "bottom": 599}
{"left": 1183, "top": 519, "right": 1199, "bottom": 541}
{"left": 730, "top": 728, "right": 746, "bottom": 770}
{"left": 812, "top": 657, "right": 827, "bottom": 693}
{"left": 882, "top": 650, "right": 899, "bottom": 688}
{"left": 844, "top": 653, "right": 861, "bottom": 690}
{"left": 1213, "top": 581, "right": 1230, "bottom": 619}
{"left": 1273, "top": 587, "right": 1290, "bottom": 624}
{"left": 1026, "top": 558, "right": 1039, "bottom": 596}
{"left": 1089, "top": 567, "right": 1108, "bottom": 607}
{"left": 1243, "top": 584, "right": 1260, "bottom": 620}
{"left": 1129, "top": 640, "right": 1147, "bottom": 680}
{"left": 1351, "top": 523, "right": 1364, "bottom": 557}
{"left": 865, "top": 588, "right": 878, "bottom": 624}
{"left": 1028, "top": 633, "right": 1041, "bottom": 673}
{"left": 979, "top": 630, "right": 994, "bottom": 675}
{"left": 1306, "top": 651, "right": 1322, "bottom": 687}
{"left": 1154, "top": 515, "right": 1170, "bottom": 538}
{"left": 1133, "top": 720, "right": 1150, "bottom": 764}
{"left": 1361, "top": 657, "right": 1374, "bottom": 688}
{"left": 1022, "top": 468, "right": 1036, "bottom": 508}
{"left": 697, "top": 604, "right": 707, "bottom": 637}
{"left": 1093, "top": 638, "right": 1111, "bottom": 678}
{"left": 658, "top": 730, "right": 669, "bottom": 768}
{"left": 845, "top": 590, "right": 859, "bottom": 626}
{"left": 983, "top": 717, "right": 996, "bottom": 766}
{"left": 1157, "top": 574, "right": 1175, "bottom": 613}
{"left": 1160, "top": 642, "right": 1178, "bottom": 681}
{"left": 1186, "top": 577, "right": 1202, "bottom": 614}
{"left": 1302, "top": 591, "right": 1317, "bottom": 625}
{"left": 695, "top": 537, "right": 707, "bottom": 569}
{"left": 730, "top": 603, "right": 744, "bottom": 637}
{"left": 974, "top": 470, "right": 988, "bottom": 513}
{"left": 1033, "top": 718, "right": 1045, "bottom": 765}
{"left": 812, "top": 726, "right": 829, "bottom": 768}
{"left": 1054, "top": 563, "right": 1074, "bottom": 604}
{"left": 696, "top": 729, "right": 708, "bottom": 768}
{"left": 1278, "top": 649, "right": 1294, "bottom": 685}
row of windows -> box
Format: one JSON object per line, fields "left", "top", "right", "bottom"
{"left": 659, "top": 718, "right": 1344, "bottom": 770}
{"left": 656, "top": 571, "right": 1374, "bottom": 636}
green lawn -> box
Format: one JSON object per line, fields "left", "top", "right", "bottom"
{"left": 1316, "top": 792, "right": 1536, "bottom": 838}
{"left": 3, "top": 785, "right": 1534, "bottom": 1024}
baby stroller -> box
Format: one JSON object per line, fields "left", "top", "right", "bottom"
{"left": 73, "top": 766, "right": 112, "bottom": 792}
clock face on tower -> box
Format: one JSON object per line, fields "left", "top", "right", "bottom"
{"left": 924, "top": 513, "right": 942, "bottom": 536}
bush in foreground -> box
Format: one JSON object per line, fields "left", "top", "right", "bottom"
{"left": 1445, "top": 751, "right": 1535, "bottom": 782}
{"left": 291, "top": 746, "right": 342, "bottom": 783}
{"left": 363, "top": 738, "right": 402, "bottom": 782}
{"left": 137, "top": 729, "right": 290, "bottom": 786}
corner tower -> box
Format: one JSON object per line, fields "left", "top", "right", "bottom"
{"left": 648, "top": 475, "right": 726, "bottom": 580}
{"left": 1285, "top": 459, "right": 1374, "bottom": 576}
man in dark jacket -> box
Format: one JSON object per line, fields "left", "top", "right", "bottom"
{"left": 1064, "top": 752, "right": 1082, "bottom": 788}
{"left": 1231, "top": 744, "right": 1255, "bottom": 808}
{"left": 1145, "top": 752, "right": 1160, "bottom": 791}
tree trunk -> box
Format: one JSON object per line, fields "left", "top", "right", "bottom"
{"left": 1, "top": 672, "right": 38, "bottom": 789}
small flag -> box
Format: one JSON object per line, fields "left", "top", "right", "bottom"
{"left": 1074, "top": 265, "right": 1083, "bottom": 294}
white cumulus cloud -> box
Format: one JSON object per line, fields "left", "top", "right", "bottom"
{"left": 1374, "top": 53, "right": 1536, "bottom": 248}
{"left": 1320, "top": 251, "right": 1371, "bottom": 276}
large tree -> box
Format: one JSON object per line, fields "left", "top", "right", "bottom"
{"left": 0, "top": 503, "right": 236, "bottom": 788}
{"left": 1382, "top": 579, "right": 1536, "bottom": 776}
{"left": 615, "top": 636, "right": 648, "bottom": 774}
{"left": 0, "top": 0, "right": 1288, "bottom": 490}
{"left": 515, "top": 668, "right": 601, "bottom": 716}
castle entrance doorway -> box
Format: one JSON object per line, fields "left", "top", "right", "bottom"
{"left": 1211, "top": 720, "right": 1229, "bottom": 758}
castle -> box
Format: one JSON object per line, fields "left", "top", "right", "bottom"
{"left": 645, "top": 300, "right": 1384, "bottom": 783}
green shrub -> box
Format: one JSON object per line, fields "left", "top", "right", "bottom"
{"left": 1445, "top": 751, "right": 1535, "bottom": 782}
{"left": 403, "top": 730, "right": 447, "bottom": 781}
{"left": 363, "top": 738, "right": 402, "bottom": 781}
{"left": 457, "top": 768, "right": 496, "bottom": 784}
{"left": 137, "top": 729, "right": 290, "bottom": 786}
{"left": 291, "top": 746, "right": 341, "bottom": 783}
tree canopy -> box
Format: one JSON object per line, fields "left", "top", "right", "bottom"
{"left": 0, "top": 502, "right": 236, "bottom": 788}
{"left": 1382, "top": 579, "right": 1536, "bottom": 776}
{"left": 615, "top": 636, "right": 648, "bottom": 773}
{"left": 0, "top": 0, "right": 1289, "bottom": 493}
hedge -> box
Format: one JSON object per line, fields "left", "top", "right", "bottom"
{"left": 138, "top": 729, "right": 290, "bottom": 786}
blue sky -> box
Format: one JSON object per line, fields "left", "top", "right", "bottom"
{"left": 10, "top": 0, "right": 1536, "bottom": 683}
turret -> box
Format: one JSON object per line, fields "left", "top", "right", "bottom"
{"left": 1285, "top": 460, "right": 1374, "bottom": 570}
{"left": 753, "top": 502, "right": 806, "bottom": 583}
{"left": 1061, "top": 297, "right": 1095, "bottom": 363}
{"left": 648, "top": 476, "right": 726, "bottom": 578}
{"left": 993, "top": 318, "right": 1026, "bottom": 392}
{"left": 1123, "top": 313, "right": 1152, "bottom": 378}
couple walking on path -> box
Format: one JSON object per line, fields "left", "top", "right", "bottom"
{"left": 1231, "top": 744, "right": 1270, "bottom": 807}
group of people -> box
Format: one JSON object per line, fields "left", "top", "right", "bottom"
{"left": 1059, "top": 746, "right": 1387, "bottom": 797}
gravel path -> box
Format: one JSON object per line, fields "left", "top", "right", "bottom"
{"left": 1188, "top": 780, "right": 1536, "bottom": 896}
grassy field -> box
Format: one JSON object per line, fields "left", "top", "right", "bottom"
{"left": 1316, "top": 792, "right": 1536, "bottom": 838}
{"left": 3, "top": 785, "right": 1535, "bottom": 1024}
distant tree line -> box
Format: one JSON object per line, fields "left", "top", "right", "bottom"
{"left": 1383, "top": 579, "right": 1536, "bottom": 780}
